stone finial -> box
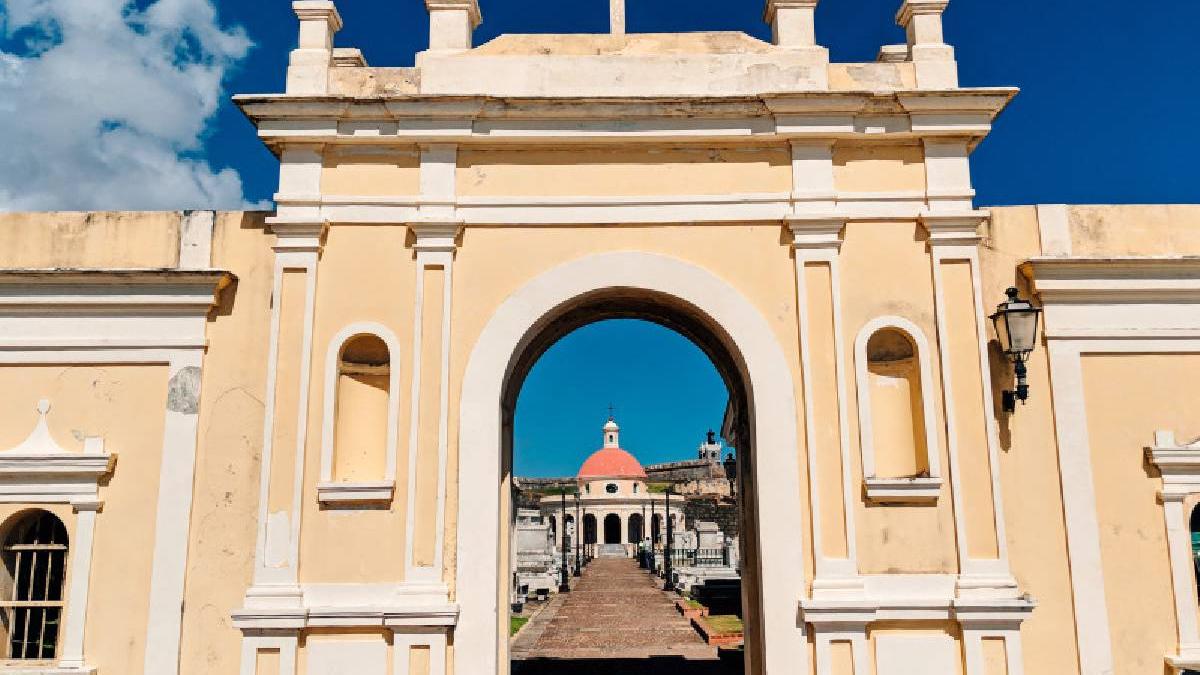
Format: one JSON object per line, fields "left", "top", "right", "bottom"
{"left": 426, "top": 0, "right": 482, "bottom": 51}
{"left": 895, "top": 0, "right": 957, "bottom": 88}
{"left": 287, "top": 1, "right": 343, "bottom": 94}
{"left": 764, "top": 0, "right": 820, "bottom": 48}
{"left": 896, "top": 0, "right": 948, "bottom": 47}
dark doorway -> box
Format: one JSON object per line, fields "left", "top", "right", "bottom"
{"left": 603, "top": 514, "right": 621, "bottom": 544}
{"left": 628, "top": 513, "right": 643, "bottom": 544}
{"left": 583, "top": 513, "right": 597, "bottom": 545}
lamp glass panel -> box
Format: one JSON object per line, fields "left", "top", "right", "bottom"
{"left": 992, "top": 312, "right": 1012, "bottom": 353}
{"left": 1006, "top": 309, "right": 1038, "bottom": 353}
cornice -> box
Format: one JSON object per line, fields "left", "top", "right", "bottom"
{"left": 1022, "top": 257, "right": 1200, "bottom": 303}
{"left": 0, "top": 269, "right": 233, "bottom": 315}
{"left": 234, "top": 88, "right": 1017, "bottom": 152}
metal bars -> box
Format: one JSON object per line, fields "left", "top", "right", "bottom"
{"left": 0, "top": 512, "right": 68, "bottom": 661}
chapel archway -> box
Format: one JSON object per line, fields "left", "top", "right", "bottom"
{"left": 455, "top": 252, "right": 806, "bottom": 675}
{"left": 603, "top": 514, "right": 621, "bottom": 545}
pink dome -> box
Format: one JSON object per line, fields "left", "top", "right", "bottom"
{"left": 577, "top": 447, "right": 647, "bottom": 479}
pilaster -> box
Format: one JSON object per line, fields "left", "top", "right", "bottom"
{"left": 788, "top": 216, "right": 861, "bottom": 594}
{"left": 404, "top": 219, "right": 462, "bottom": 591}
{"left": 922, "top": 211, "right": 1019, "bottom": 598}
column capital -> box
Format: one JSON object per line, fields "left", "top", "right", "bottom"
{"left": 293, "top": 1, "right": 343, "bottom": 39}
{"left": 410, "top": 220, "right": 464, "bottom": 255}
{"left": 896, "top": 0, "right": 948, "bottom": 26}
{"left": 267, "top": 219, "right": 328, "bottom": 254}
{"left": 787, "top": 216, "right": 845, "bottom": 251}
{"left": 920, "top": 210, "right": 987, "bottom": 247}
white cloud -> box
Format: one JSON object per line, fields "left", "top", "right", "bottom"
{"left": 0, "top": 0, "right": 258, "bottom": 211}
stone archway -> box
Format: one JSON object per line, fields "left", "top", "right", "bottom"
{"left": 455, "top": 251, "right": 806, "bottom": 674}
{"left": 603, "top": 514, "right": 621, "bottom": 545}
{"left": 628, "top": 512, "right": 643, "bottom": 544}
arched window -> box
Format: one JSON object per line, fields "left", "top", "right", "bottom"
{"left": 0, "top": 511, "right": 68, "bottom": 660}
{"left": 853, "top": 317, "right": 942, "bottom": 503}
{"left": 318, "top": 324, "right": 402, "bottom": 504}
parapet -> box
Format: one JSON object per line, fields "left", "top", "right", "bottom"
{"left": 279, "top": 0, "right": 963, "bottom": 98}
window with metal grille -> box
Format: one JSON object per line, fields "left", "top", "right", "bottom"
{"left": 0, "top": 511, "right": 68, "bottom": 660}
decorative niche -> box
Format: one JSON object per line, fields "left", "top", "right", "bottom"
{"left": 853, "top": 317, "right": 942, "bottom": 503}
{"left": 317, "top": 324, "right": 401, "bottom": 506}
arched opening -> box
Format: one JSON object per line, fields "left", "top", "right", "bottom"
{"left": 1190, "top": 505, "right": 1200, "bottom": 599}
{"left": 0, "top": 510, "right": 68, "bottom": 660}
{"left": 628, "top": 513, "right": 643, "bottom": 544}
{"left": 583, "top": 514, "right": 597, "bottom": 546}
{"left": 603, "top": 514, "right": 622, "bottom": 545}
{"left": 651, "top": 513, "right": 662, "bottom": 544}
{"left": 457, "top": 252, "right": 806, "bottom": 675}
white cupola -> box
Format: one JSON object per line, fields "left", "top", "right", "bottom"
{"left": 603, "top": 417, "right": 620, "bottom": 448}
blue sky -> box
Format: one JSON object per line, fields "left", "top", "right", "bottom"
{"left": 512, "top": 320, "right": 728, "bottom": 477}
{"left": 2, "top": 1, "right": 1196, "bottom": 471}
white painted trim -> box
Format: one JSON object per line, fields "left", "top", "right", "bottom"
{"left": 393, "top": 630, "right": 449, "bottom": 675}
{"left": 1147, "top": 432, "right": 1200, "bottom": 666}
{"left": 302, "top": 191, "right": 936, "bottom": 226}
{"left": 179, "top": 211, "right": 215, "bottom": 269}
{"left": 58, "top": 504, "right": 98, "bottom": 670}
{"left": 790, "top": 229, "right": 861, "bottom": 586}
{"left": 1045, "top": 340, "right": 1113, "bottom": 675}
{"left": 455, "top": 252, "right": 807, "bottom": 674}
{"left": 852, "top": 315, "right": 943, "bottom": 502}
{"left": 317, "top": 323, "right": 403, "bottom": 496}
{"left": 316, "top": 481, "right": 395, "bottom": 504}
{"left": 927, "top": 238, "right": 1017, "bottom": 586}
{"left": 143, "top": 354, "right": 207, "bottom": 675}
{"left": 403, "top": 214, "right": 458, "bottom": 586}
{"left": 1035, "top": 205, "right": 1071, "bottom": 257}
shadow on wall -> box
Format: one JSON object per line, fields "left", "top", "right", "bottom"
{"left": 513, "top": 656, "right": 742, "bottom": 675}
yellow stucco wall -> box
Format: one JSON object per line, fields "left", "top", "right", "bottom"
{"left": 456, "top": 148, "right": 793, "bottom": 197}
{"left": 179, "top": 212, "right": 273, "bottom": 675}
{"left": 0, "top": 211, "right": 180, "bottom": 268}
{"left": 840, "top": 221, "right": 958, "bottom": 574}
{"left": 0, "top": 364, "right": 169, "bottom": 674}
{"left": 1082, "top": 354, "right": 1200, "bottom": 675}
{"left": 0, "top": 185, "right": 1194, "bottom": 675}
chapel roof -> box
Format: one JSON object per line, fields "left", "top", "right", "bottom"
{"left": 578, "top": 446, "right": 647, "bottom": 480}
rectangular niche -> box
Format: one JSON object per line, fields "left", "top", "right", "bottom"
{"left": 854, "top": 317, "right": 943, "bottom": 503}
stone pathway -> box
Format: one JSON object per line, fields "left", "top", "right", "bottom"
{"left": 512, "top": 557, "right": 723, "bottom": 674}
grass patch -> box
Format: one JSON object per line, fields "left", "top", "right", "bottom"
{"left": 646, "top": 482, "right": 673, "bottom": 494}
{"left": 510, "top": 616, "right": 530, "bottom": 636}
{"left": 685, "top": 598, "right": 704, "bottom": 609}
{"left": 705, "top": 615, "right": 744, "bottom": 634}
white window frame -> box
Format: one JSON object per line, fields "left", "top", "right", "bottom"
{"left": 1147, "top": 430, "right": 1200, "bottom": 673}
{"left": 853, "top": 316, "right": 942, "bottom": 503}
{"left": 317, "top": 323, "right": 403, "bottom": 506}
{"left": 0, "top": 399, "right": 114, "bottom": 675}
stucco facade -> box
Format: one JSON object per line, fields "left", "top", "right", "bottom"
{"left": 0, "top": 1, "right": 1197, "bottom": 674}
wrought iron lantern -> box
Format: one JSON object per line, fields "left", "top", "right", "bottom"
{"left": 989, "top": 287, "right": 1042, "bottom": 413}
